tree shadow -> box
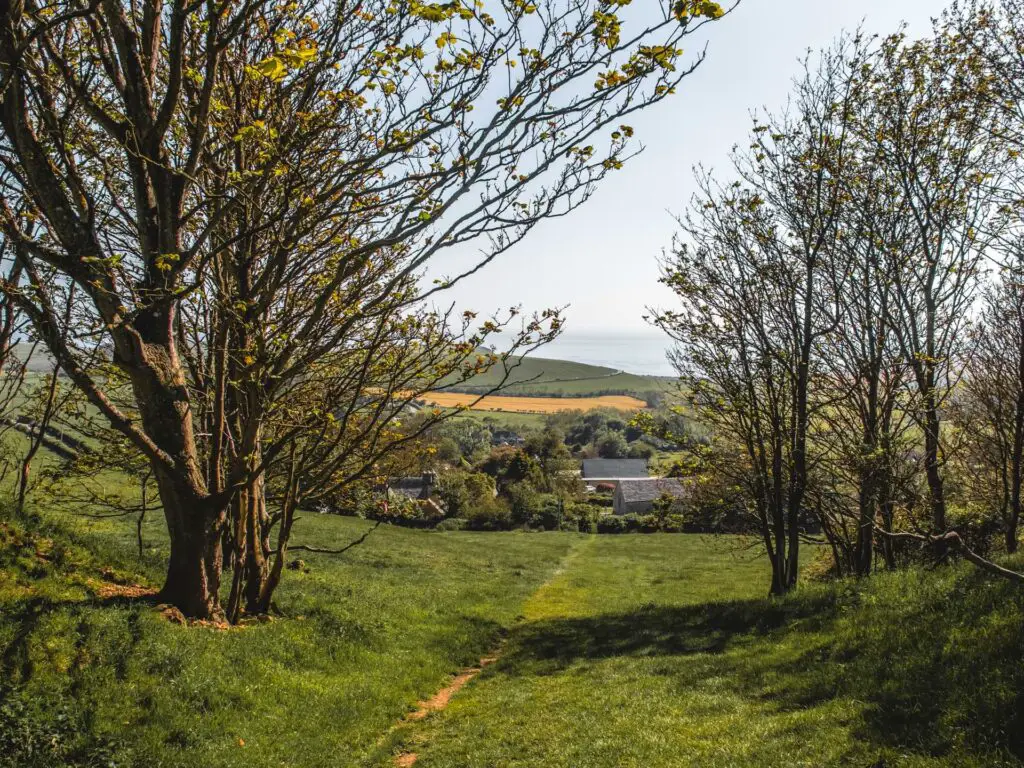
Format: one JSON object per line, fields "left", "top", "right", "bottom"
{"left": 494, "top": 577, "right": 1024, "bottom": 763}
{"left": 499, "top": 591, "right": 841, "bottom": 677}
{"left": 1, "top": 592, "right": 156, "bottom": 686}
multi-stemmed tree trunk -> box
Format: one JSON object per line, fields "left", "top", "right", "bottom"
{"left": 0, "top": 0, "right": 729, "bottom": 618}
{"left": 660, "top": 39, "right": 861, "bottom": 594}
{"left": 958, "top": 261, "right": 1024, "bottom": 554}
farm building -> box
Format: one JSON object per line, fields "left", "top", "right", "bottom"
{"left": 581, "top": 458, "right": 649, "bottom": 487}
{"left": 387, "top": 472, "right": 437, "bottom": 501}
{"left": 387, "top": 472, "right": 446, "bottom": 518}
{"left": 491, "top": 429, "right": 525, "bottom": 447}
{"left": 613, "top": 478, "right": 687, "bottom": 516}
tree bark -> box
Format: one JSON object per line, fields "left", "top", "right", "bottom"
{"left": 125, "top": 331, "right": 224, "bottom": 619}
{"left": 923, "top": 406, "right": 947, "bottom": 531}
{"left": 154, "top": 467, "right": 223, "bottom": 619}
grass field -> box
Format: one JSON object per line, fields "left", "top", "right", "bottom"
{"left": 421, "top": 391, "right": 648, "bottom": 413}
{"left": 373, "top": 538, "right": 1024, "bottom": 768}
{"left": 444, "top": 408, "right": 550, "bottom": 430}
{"left": 0, "top": 507, "right": 575, "bottom": 767}
{"left": 439, "top": 355, "right": 674, "bottom": 399}
{"left": 4, "top": 495, "right": 1024, "bottom": 768}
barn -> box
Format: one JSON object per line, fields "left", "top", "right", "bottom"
{"left": 613, "top": 478, "right": 687, "bottom": 516}
{"left": 581, "top": 458, "right": 649, "bottom": 487}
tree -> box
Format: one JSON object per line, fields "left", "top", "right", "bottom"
{"left": 596, "top": 430, "right": 628, "bottom": 458}
{"left": 656, "top": 38, "right": 863, "bottom": 594}
{"left": 866, "top": 29, "right": 1002, "bottom": 532}
{"left": 812, "top": 46, "right": 917, "bottom": 575}
{"left": 0, "top": 0, "right": 729, "bottom": 619}
{"left": 957, "top": 256, "right": 1024, "bottom": 553}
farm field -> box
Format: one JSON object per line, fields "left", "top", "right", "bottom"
{"left": 3, "top": 496, "right": 1023, "bottom": 768}
{"left": 421, "top": 391, "right": 648, "bottom": 413}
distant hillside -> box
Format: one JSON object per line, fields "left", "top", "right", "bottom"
{"left": 440, "top": 354, "right": 676, "bottom": 401}
{"left": 9, "top": 342, "right": 55, "bottom": 373}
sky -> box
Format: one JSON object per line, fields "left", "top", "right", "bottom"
{"left": 423, "top": 0, "right": 949, "bottom": 339}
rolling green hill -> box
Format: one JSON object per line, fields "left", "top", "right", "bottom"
{"left": 442, "top": 354, "right": 676, "bottom": 401}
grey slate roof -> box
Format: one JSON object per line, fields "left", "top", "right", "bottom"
{"left": 581, "top": 458, "right": 649, "bottom": 479}
{"left": 388, "top": 476, "right": 432, "bottom": 500}
{"left": 616, "top": 478, "right": 686, "bottom": 504}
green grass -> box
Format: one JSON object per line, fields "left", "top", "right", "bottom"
{"left": 374, "top": 536, "right": 1024, "bottom": 768}
{"left": 3, "top": 496, "right": 1024, "bottom": 768}
{"left": 0, "top": 506, "right": 576, "bottom": 767}
{"left": 441, "top": 355, "right": 673, "bottom": 399}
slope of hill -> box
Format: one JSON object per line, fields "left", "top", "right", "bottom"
{"left": 441, "top": 354, "right": 676, "bottom": 400}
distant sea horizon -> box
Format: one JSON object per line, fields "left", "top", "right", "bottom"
{"left": 513, "top": 329, "right": 677, "bottom": 378}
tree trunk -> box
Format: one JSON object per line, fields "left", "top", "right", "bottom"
{"left": 769, "top": 548, "right": 788, "bottom": 595}
{"left": 243, "top": 474, "right": 271, "bottom": 614}
{"left": 923, "top": 407, "right": 947, "bottom": 531}
{"left": 855, "top": 470, "right": 875, "bottom": 577}
{"left": 1009, "top": 318, "right": 1024, "bottom": 555}
{"left": 125, "top": 330, "right": 223, "bottom": 619}
{"left": 769, "top": 499, "right": 791, "bottom": 596}
{"left": 154, "top": 467, "right": 223, "bottom": 619}
{"left": 879, "top": 494, "right": 897, "bottom": 570}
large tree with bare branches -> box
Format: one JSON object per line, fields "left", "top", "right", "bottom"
{"left": 0, "top": 0, "right": 730, "bottom": 618}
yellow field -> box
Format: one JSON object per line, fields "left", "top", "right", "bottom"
{"left": 420, "top": 391, "right": 647, "bottom": 413}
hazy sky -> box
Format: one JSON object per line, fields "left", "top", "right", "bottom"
{"left": 425, "top": 0, "right": 949, "bottom": 336}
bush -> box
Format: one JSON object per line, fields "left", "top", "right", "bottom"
{"left": 595, "top": 513, "right": 679, "bottom": 534}
{"left": 370, "top": 497, "right": 446, "bottom": 528}
{"left": 596, "top": 432, "right": 628, "bottom": 459}
{"left": 436, "top": 470, "right": 496, "bottom": 519}
{"left": 596, "top": 514, "right": 627, "bottom": 534}
{"left": 566, "top": 502, "right": 602, "bottom": 533}
{"left": 626, "top": 443, "right": 655, "bottom": 459}
{"left": 464, "top": 501, "right": 513, "bottom": 531}
{"left": 527, "top": 498, "right": 564, "bottom": 531}
{"left": 434, "top": 518, "right": 467, "bottom": 532}
{"left": 505, "top": 481, "right": 542, "bottom": 526}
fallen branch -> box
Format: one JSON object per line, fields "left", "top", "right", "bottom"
{"left": 289, "top": 520, "right": 383, "bottom": 555}
{"left": 878, "top": 528, "right": 1024, "bottom": 585}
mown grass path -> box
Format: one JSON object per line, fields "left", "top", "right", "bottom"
{"left": 373, "top": 535, "right": 599, "bottom": 767}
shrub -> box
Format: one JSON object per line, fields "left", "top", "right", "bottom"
{"left": 596, "top": 432, "right": 628, "bottom": 459}
{"left": 566, "top": 502, "right": 602, "bottom": 533}
{"left": 527, "top": 498, "right": 565, "bottom": 531}
{"left": 434, "top": 518, "right": 468, "bottom": 532}
{"left": 626, "top": 443, "right": 655, "bottom": 459}
{"left": 596, "top": 514, "right": 627, "bottom": 534}
{"left": 436, "top": 470, "right": 496, "bottom": 519}
{"left": 371, "top": 497, "right": 446, "bottom": 529}
{"left": 464, "top": 501, "right": 513, "bottom": 531}
{"left": 505, "top": 481, "right": 542, "bottom": 526}
{"left": 595, "top": 513, "right": 675, "bottom": 534}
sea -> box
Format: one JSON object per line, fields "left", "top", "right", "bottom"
{"left": 519, "top": 330, "right": 677, "bottom": 377}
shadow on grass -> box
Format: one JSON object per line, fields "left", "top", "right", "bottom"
{"left": 500, "top": 590, "right": 841, "bottom": 675}
{"left": 495, "top": 572, "right": 1024, "bottom": 764}
{"left": 1, "top": 592, "right": 155, "bottom": 686}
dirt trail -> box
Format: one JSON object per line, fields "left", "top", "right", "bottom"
{"left": 389, "top": 536, "right": 594, "bottom": 767}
